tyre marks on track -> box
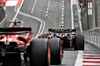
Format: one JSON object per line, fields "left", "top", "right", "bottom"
{"left": 46, "top": 0, "right": 51, "bottom": 16}
{"left": 31, "top": 0, "right": 37, "bottom": 13}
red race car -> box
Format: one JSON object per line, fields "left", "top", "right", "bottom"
{"left": 0, "top": 21, "right": 50, "bottom": 66}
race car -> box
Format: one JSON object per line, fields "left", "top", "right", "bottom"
{"left": 0, "top": 21, "right": 50, "bottom": 66}
{"left": 48, "top": 25, "right": 84, "bottom": 50}
{"left": 39, "top": 25, "right": 84, "bottom": 50}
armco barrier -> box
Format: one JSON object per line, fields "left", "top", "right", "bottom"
{"left": 83, "top": 29, "right": 100, "bottom": 49}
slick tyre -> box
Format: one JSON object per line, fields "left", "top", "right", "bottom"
{"left": 49, "top": 38, "right": 62, "bottom": 65}
{"left": 30, "top": 39, "right": 50, "bottom": 66}
{"left": 74, "top": 35, "right": 84, "bottom": 50}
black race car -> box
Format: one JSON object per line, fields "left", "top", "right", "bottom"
{"left": 39, "top": 26, "right": 84, "bottom": 50}
{"left": 48, "top": 28, "right": 84, "bottom": 50}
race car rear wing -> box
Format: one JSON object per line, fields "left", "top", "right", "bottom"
{"left": 0, "top": 27, "right": 32, "bottom": 35}
{"left": 48, "top": 29, "right": 76, "bottom": 33}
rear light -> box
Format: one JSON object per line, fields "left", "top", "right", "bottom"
{"left": 43, "top": 36, "right": 46, "bottom": 38}
{"left": 68, "top": 37, "right": 71, "bottom": 40}
{"left": 53, "top": 36, "right": 55, "bottom": 38}
{"left": 48, "top": 40, "right": 50, "bottom": 43}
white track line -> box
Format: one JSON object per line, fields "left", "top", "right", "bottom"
{"left": 75, "top": 51, "right": 83, "bottom": 66}
{"left": 48, "top": 0, "right": 50, "bottom": 3}
{"left": 10, "top": 0, "right": 24, "bottom": 27}
{"left": 62, "top": 11, "right": 64, "bottom": 13}
{"left": 47, "top": 5, "right": 49, "bottom": 8}
{"left": 62, "top": 3, "right": 64, "bottom": 8}
{"left": 62, "top": 14, "right": 64, "bottom": 17}
{"left": 83, "top": 59, "right": 100, "bottom": 61}
{"left": 62, "top": 8, "right": 64, "bottom": 10}
{"left": 46, "top": 14, "right": 48, "bottom": 16}
{"left": 62, "top": 21, "right": 64, "bottom": 24}
{"left": 14, "top": 0, "right": 45, "bottom": 37}
{"left": 46, "top": 0, "right": 51, "bottom": 16}
{"left": 31, "top": 0, "right": 37, "bottom": 13}
{"left": 71, "top": 0, "right": 74, "bottom": 29}
{"left": 62, "top": 1, "right": 64, "bottom": 3}
{"left": 47, "top": 8, "right": 49, "bottom": 11}
{"left": 32, "top": 7, "right": 34, "bottom": 10}
{"left": 34, "top": 0, "right": 37, "bottom": 6}
{"left": 84, "top": 54, "right": 100, "bottom": 55}
{"left": 62, "top": 17, "right": 64, "bottom": 20}
{"left": 83, "top": 63, "right": 100, "bottom": 65}
{"left": 61, "top": 0, "right": 64, "bottom": 25}
{"left": 17, "top": 11, "right": 45, "bottom": 37}
{"left": 31, "top": 11, "right": 33, "bottom": 13}
{"left": 46, "top": 11, "right": 48, "bottom": 13}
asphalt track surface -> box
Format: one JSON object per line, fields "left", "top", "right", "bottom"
{"left": 6, "top": 0, "right": 100, "bottom": 66}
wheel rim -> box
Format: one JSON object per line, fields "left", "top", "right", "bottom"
{"left": 60, "top": 44, "right": 62, "bottom": 62}
{"left": 60, "top": 40, "right": 62, "bottom": 63}
{"left": 48, "top": 45, "right": 50, "bottom": 66}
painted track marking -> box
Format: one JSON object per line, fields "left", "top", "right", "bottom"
{"left": 14, "top": 0, "right": 45, "bottom": 37}
{"left": 46, "top": 0, "right": 51, "bottom": 16}
{"left": 10, "top": 0, "right": 24, "bottom": 27}
{"left": 75, "top": 52, "right": 100, "bottom": 66}
{"left": 75, "top": 51, "right": 83, "bottom": 66}
{"left": 61, "top": 0, "right": 64, "bottom": 24}
{"left": 31, "top": 0, "right": 37, "bottom": 13}
{"left": 83, "top": 54, "right": 100, "bottom": 66}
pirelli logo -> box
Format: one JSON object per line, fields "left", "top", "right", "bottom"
{"left": 0, "top": 0, "right": 22, "bottom": 6}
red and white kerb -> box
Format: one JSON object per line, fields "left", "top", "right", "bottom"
{"left": 0, "top": 0, "right": 22, "bottom": 6}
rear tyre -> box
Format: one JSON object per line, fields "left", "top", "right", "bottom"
{"left": 74, "top": 35, "right": 84, "bottom": 50}
{"left": 49, "top": 38, "right": 62, "bottom": 65}
{"left": 30, "top": 39, "right": 50, "bottom": 66}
